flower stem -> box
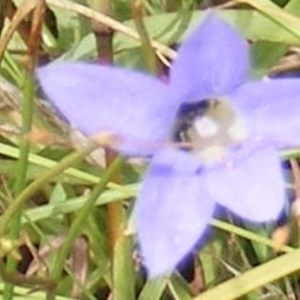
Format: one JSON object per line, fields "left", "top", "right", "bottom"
{"left": 86, "top": 2, "right": 135, "bottom": 299}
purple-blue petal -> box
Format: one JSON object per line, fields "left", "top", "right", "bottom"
{"left": 170, "top": 13, "right": 250, "bottom": 102}
{"left": 136, "top": 149, "right": 214, "bottom": 277}
{"left": 202, "top": 145, "right": 285, "bottom": 222}
{"left": 231, "top": 79, "right": 300, "bottom": 149}
{"left": 37, "top": 63, "right": 178, "bottom": 156}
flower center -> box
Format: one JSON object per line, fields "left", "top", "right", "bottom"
{"left": 172, "top": 98, "right": 247, "bottom": 164}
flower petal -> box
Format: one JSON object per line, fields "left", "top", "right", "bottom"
{"left": 170, "top": 13, "right": 249, "bottom": 101}
{"left": 136, "top": 149, "right": 215, "bottom": 277}
{"left": 202, "top": 145, "right": 285, "bottom": 222}
{"left": 231, "top": 79, "right": 300, "bottom": 149}
{"left": 37, "top": 63, "right": 177, "bottom": 156}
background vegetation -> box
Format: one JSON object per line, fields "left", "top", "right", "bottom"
{"left": 1, "top": 0, "right": 300, "bottom": 299}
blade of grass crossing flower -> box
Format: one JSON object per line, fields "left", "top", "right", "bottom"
{"left": 137, "top": 277, "right": 168, "bottom": 300}
{"left": 168, "top": 274, "right": 193, "bottom": 300}
{"left": 113, "top": 235, "right": 135, "bottom": 300}
{"left": 281, "top": 148, "right": 300, "bottom": 159}
{"left": 194, "top": 248, "right": 300, "bottom": 300}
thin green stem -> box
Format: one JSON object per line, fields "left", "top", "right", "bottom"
{"left": 46, "top": 156, "right": 124, "bottom": 300}
{"left": 3, "top": 69, "right": 35, "bottom": 300}
{"left": 211, "top": 219, "right": 295, "bottom": 253}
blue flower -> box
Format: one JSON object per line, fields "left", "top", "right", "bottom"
{"left": 37, "top": 13, "right": 300, "bottom": 277}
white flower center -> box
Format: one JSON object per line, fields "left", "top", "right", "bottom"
{"left": 194, "top": 116, "right": 219, "bottom": 138}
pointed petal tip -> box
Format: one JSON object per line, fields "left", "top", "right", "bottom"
{"left": 137, "top": 150, "right": 215, "bottom": 278}
{"left": 171, "top": 9, "right": 249, "bottom": 99}
{"left": 145, "top": 260, "right": 172, "bottom": 279}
